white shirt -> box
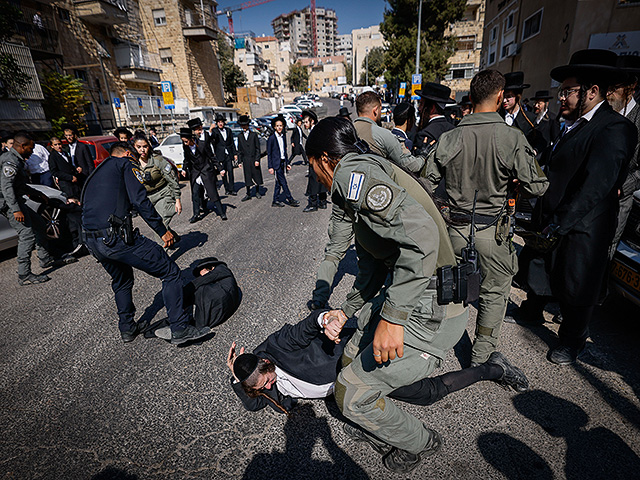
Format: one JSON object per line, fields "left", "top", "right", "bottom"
{"left": 504, "top": 105, "right": 520, "bottom": 126}
{"left": 219, "top": 128, "right": 227, "bottom": 141}
{"left": 26, "top": 143, "right": 50, "bottom": 174}
{"left": 619, "top": 97, "right": 637, "bottom": 118}
{"left": 276, "top": 133, "right": 285, "bottom": 159}
{"left": 243, "top": 130, "right": 250, "bottom": 140}
{"left": 274, "top": 366, "right": 335, "bottom": 399}
{"left": 69, "top": 141, "right": 77, "bottom": 163}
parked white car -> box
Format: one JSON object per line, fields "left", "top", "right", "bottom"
{"left": 280, "top": 104, "right": 303, "bottom": 115}
{"left": 156, "top": 133, "right": 184, "bottom": 170}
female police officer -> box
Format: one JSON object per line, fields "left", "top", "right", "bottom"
{"left": 305, "top": 117, "right": 470, "bottom": 473}
{"left": 132, "top": 133, "right": 182, "bottom": 245}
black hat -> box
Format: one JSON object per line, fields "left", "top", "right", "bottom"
{"left": 215, "top": 113, "right": 226, "bottom": 122}
{"left": 187, "top": 118, "right": 203, "bottom": 129}
{"left": 531, "top": 90, "right": 553, "bottom": 100}
{"left": 0, "top": 129, "right": 12, "bottom": 142}
{"left": 416, "top": 82, "right": 454, "bottom": 106}
{"left": 458, "top": 95, "right": 472, "bottom": 107}
{"left": 337, "top": 107, "right": 351, "bottom": 117}
{"left": 302, "top": 110, "right": 318, "bottom": 123}
{"left": 504, "top": 72, "right": 530, "bottom": 91}
{"left": 237, "top": 114, "right": 251, "bottom": 126}
{"left": 233, "top": 353, "right": 259, "bottom": 382}
{"left": 617, "top": 55, "right": 640, "bottom": 83}
{"left": 192, "top": 256, "right": 225, "bottom": 277}
{"left": 179, "top": 127, "right": 194, "bottom": 138}
{"left": 271, "top": 114, "right": 287, "bottom": 128}
{"left": 550, "top": 49, "right": 623, "bottom": 83}
{"left": 61, "top": 123, "right": 78, "bottom": 134}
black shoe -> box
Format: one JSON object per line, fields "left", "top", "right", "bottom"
{"left": 485, "top": 351, "right": 529, "bottom": 392}
{"left": 303, "top": 204, "right": 318, "bottom": 212}
{"left": 18, "top": 273, "right": 50, "bottom": 286}
{"left": 307, "top": 299, "right": 326, "bottom": 311}
{"left": 382, "top": 429, "right": 442, "bottom": 473}
{"left": 241, "top": 194, "right": 251, "bottom": 202}
{"left": 504, "top": 300, "right": 545, "bottom": 324}
{"left": 59, "top": 254, "right": 79, "bottom": 265}
{"left": 271, "top": 201, "right": 285, "bottom": 208}
{"left": 189, "top": 215, "right": 201, "bottom": 224}
{"left": 220, "top": 212, "right": 228, "bottom": 220}
{"left": 227, "top": 191, "right": 237, "bottom": 196}
{"left": 319, "top": 201, "right": 327, "bottom": 209}
{"left": 285, "top": 198, "right": 300, "bottom": 207}
{"left": 343, "top": 423, "right": 392, "bottom": 456}
{"left": 171, "top": 325, "right": 211, "bottom": 345}
{"left": 548, "top": 345, "right": 583, "bottom": 365}
{"left": 255, "top": 191, "right": 262, "bottom": 199}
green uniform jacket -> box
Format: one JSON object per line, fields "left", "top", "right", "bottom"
{"left": 424, "top": 112, "right": 549, "bottom": 216}
{"left": 1, "top": 149, "right": 42, "bottom": 214}
{"left": 333, "top": 152, "right": 467, "bottom": 358}
{"left": 354, "top": 117, "right": 425, "bottom": 174}
{"left": 140, "top": 153, "right": 181, "bottom": 200}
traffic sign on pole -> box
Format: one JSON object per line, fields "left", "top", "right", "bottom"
{"left": 113, "top": 97, "right": 121, "bottom": 109}
{"left": 161, "top": 81, "right": 174, "bottom": 108}
{"left": 399, "top": 82, "right": 406, "bottom": 98}
{"left": 411, "top": 74, "right": 422, "bottom": 100}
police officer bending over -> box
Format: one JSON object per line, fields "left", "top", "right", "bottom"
{"left": 81, "top": 142, "right": 210, "bottom": 345}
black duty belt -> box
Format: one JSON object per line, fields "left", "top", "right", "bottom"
{"left": 450, "top": 212, "right": 499, "bottom": 225}
{"left": 82, "top": 228, "right": 109, "bottom": 239}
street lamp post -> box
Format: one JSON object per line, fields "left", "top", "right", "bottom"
{"left": 365, "top": 47, "right": 369, "bottom": 86}
{"left": 416, "top": 0, "right": 423, "bottom": 75}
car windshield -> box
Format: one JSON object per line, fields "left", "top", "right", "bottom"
{"left": 87, "top": 144, "right": 96, "bottom": 159}
{"left": 101, "top": 141, "right": 117, "bottom": 152}
{"left": 162, "top": 135, "right": 181, "bottom": 145}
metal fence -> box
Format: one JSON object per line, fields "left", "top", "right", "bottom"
{"left": 0, "top": 42, "right": 44, "bottom": 100}
{"left": 124, "top": 95, "right": 189, "bottom": 118}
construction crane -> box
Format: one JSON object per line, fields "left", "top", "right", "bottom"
{"left": 310, "top": 0, "right": 317, "bottom": 57}
{"left": 215, "top": 0, "right": 277, "bottom": 35}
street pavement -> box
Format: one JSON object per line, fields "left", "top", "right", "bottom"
{"left": 1, "top": 98, "right": 639, "bottom": 479}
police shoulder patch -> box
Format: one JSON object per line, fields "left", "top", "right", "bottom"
{"left": 366, "top": 184, "right": 393, "bottom": 212}
{"left": 2, "top": 165, "right": 16, "bottom": 178}
{"left": 163, "top": 163, "right": 172, "bottom": 173}
{"left": 132, "top": 167, "right": 144, "bottom": 184}
{"left": 347, "top": 172, "right": 365, "bottom": 201}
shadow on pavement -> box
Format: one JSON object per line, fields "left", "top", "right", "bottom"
{"left": 477, "top": 431, "right": 553, "bottom": 479}
{"left": 242, "top": 403, "right": 369, "bottom": 480}
{"left": 90, "top": 466, "right": 138, "bottom": 480}
{"left": 168, "top": 230, "right": 208, "bottom": 262}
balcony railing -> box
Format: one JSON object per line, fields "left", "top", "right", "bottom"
{"left": 124, "top": 95, "right": 190, "bottom": 118}
{"left": 74, "top": 0, "right": 127, "bottom": 25}
{"left": 114, "top": 44, "right": 162, "bottom": 83}
{"left": 183, "top": 7, "right": 217, "bottom": 41}
{"left": 11, "top": 3, "right": 60, "bottom": 59}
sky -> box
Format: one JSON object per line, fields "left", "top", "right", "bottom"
{"left": 215, "top": 0, "right": 388, "bottom": 37}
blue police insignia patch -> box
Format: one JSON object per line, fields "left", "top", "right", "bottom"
{"left": 164, "top": 163, "right": 171, "bottom": 173}
{"left": 132, "top": 167, "right": 144, "bottom": 184}
{"left": 347, "top": 172, "right": 365, "bottom": 201}
{"left": 366, "top": 184, "right": 393, "bottom": 211}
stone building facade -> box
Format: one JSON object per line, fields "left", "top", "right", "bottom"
{"left": 299, "top": 55, "right": 346, "bottom": 92}
{"left": 351, "top": 25, "right": 385, "bottom": 86}
{"left": 254, "top": 36, "right": 294, "bottom": 92}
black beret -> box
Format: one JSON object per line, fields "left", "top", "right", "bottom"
{"left": 234, "top": 353, "right": 259, "bottom": 382}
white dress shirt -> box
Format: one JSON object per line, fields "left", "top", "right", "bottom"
{"left": 619, "top": 97, "right": 637, "bottom": 118}
{"left": 26, "top": 143, "right": 50, "bottom": 174}
{"left": 69, "top": 141, "right": 77, "bottom": 165}
{"left": 505, "top": 105, "right": 520, "bottom": 126}
{"left": 276, "top": 133, "right": 285, "bottom": 159}
{"left": 563, "top": 100, "right": 605, "bottom": 135}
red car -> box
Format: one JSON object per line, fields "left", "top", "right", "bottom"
{"left": 61, "top": 135, "right": 118, "bottom": 168}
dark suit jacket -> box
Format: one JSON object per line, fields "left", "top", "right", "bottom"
{"left": 267, "top": 133, "right": 288, "bottom": 170}
{"left": 182, "top": 140, "right": 220, "bottom": 182}
{"left": 290, "top": 125, "right": 304, "bottom": 154}
{"left": 500, "top": 107, "right": 546, "bottom": 154}
{"left": 211, "top": 127, "right": 236, "bottom": 163}
{"left": 48, "top": 149, "right": 80, "bottom": 198}
{"left": 535, "top": 102, "right": 637, "bottom": 304}
{"left": 414, "top": 117, "right": 455, "bottom": 155}
{"left": 67, "top": 141, "right": 94, "bottom": 177}
{"left": 535, "top": 110, "right": 562, "bottom": 154}
{"left": 237, "top": 130, "right": 260, "bottom": 163}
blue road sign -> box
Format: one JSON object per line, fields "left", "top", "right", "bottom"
{"left": 160, "top": 81, "right": 172, "bottom": 93}
{"left": 113, "top": 97, "right": 121, "bottom": 108}
{"left": 165, "top": 105, "right": 175, "bottom": 110}
{"left": 137, "top": 97, "right": 143, "bottom": 108}
{"left": 156, "top": 98, "right": 161, "bottom": 108}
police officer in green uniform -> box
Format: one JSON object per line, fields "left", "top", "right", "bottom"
{"left": 424, "top": 70, "right": 549, "bottom": 366}
{"left": 132, "top": 133, "right": 181, "bottom": 244}
{"left": 306, "top": 117, "right": 470, "bottom": 473}
{"left": 0, "top": 132, "right": 56, "bottom": 285}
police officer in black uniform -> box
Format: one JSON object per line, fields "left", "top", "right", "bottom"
{"left": 81, "top": 142, "right": 210, "bottom": 345}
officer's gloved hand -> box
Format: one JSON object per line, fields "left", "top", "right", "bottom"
{"left": 307, "top": 299, "right": 327, "bottom": 311}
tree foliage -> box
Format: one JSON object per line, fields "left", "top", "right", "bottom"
{"left": 359, "top": 46, "right": 386, "bottom": 85}
{"left": 217, "top": 36, "right": 247, "bottom": 103}
{"left": 285, "top": 63, "right": 309, "bottom": 92}
{"left": 345, "top": 62, "right": 353, "bottom": 85}
{"left": 0, "top": 1, "right": 32, "bottom": 101}
{"left": 41, "top": 72, "right": 89, "bottom": 133}
{"left": 381, "top": 0, "right": 466, "bottom": 87}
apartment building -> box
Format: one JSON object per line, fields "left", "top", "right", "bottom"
{"left": 254, "top": 35, "right": 294, "bottom": 92}
{"left": 336, "top": 33, "right": 352, "bottom": 65}
{"left": 234, "top": 34, "right": 276, "bottom": 92}
{"left": 480, "top": 0, "right": 640, "bottom": 102}
{"left": 352, "top": 25, "right": 384, "bottom": 86}
{"left": 271, "top": 6, "right": 338, "bottom": 58}
{"left": 442, "top": 0, "right": 485, "bottom": 101}
{"left": 298, "top": 55, "right": 346, "bottom": 92}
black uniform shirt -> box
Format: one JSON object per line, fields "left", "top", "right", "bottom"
{"left": 81, "top": 155, "right": 167, "bottom": 237}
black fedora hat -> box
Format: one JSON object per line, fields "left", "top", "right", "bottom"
{"left": 531, "top": 90, "right": 553, "bottom": 100}
{"left": 458, "top": 95, "right": 472, "bottom": 107}
{"left": 233, "top": 353, "right": 259, "bottom": 383}
{"left": 617, "top": 55, "right": 640, "bottom": 82}
{"left": 187, "top": 118, "right": 203, "bottom": 129}
{"left": 302, "top": 109, "right": 318, "bottom": 123}
{"left": 337, "top": 107, "right": 351, "bottom": 117}
{"left": 504, "top": 71, "right": 530, "bottom": 91}
{"left": 179, "top": 127, "right": 194, "bottom": 138}
{"left": 416, "top": 82, "right": 454, "bottom": 106}
{"left": 237, "top": 114, "right": 251, "bottom": 126}
{"left": 192, "top": 256, "right": 225, "bottom": 277}
{"left": 550, "top": 49, "right": 623, "bottom": 82}
{"left": 215, "top": 113, "right": 226, "bottom": 122}
{"left": 271, "top": 114, "right": 287, "bottom": 128}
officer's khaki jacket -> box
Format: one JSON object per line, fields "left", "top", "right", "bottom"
{"left": 1, "top": 148, "right": 40, "bottom": 214}
{"left": 424, "top": 112, "right": 549, "bottom": 216}
{"left": 140, "top": 153, "right": 181, "bottom": 200}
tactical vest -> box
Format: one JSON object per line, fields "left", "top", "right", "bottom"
{"left": 142, "top": 164, "right": 167, "bottom": 194}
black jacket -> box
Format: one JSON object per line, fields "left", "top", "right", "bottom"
{"left": 414, "top": 117, "right": 455, "bottom": 155}
{"left": 67, "top": 141, "right": 94, "bottom": 177}
{"left": 290, "top": 125, "right": 305, "bottom": 155}
{"left": 535, "top": 102, "right": 637, "bottom": 304}
{"left": 500, "top": 107, "right": 546, "bottom": 154}
{"left": 535, "top": 110, "right": 562, "bottom": 155}
{"left": 48, "top": 149, "right": 80, "bottom": 198}
{"left": 182, "top": 139, "right": 220, "bottom": 181}
{"left": 211, "top": 127, "right": 237, "bottom": 163}
{"left": 183, "top": 262, "right": 241, "bottom": 328}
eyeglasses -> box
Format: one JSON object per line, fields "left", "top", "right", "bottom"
{"left": 557, "top": 87, "right": 581, "bottom": 100}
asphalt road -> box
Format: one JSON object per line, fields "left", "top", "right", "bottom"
{"left": 1, "top": 98, "right": 639, "bottom": 480}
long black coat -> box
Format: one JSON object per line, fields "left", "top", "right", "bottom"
{"left": 211, "top": 127, "right": 237, "bottom": 165}
{"left": 500, "top": 108, "right": 546, "bottom": 154}
{"left": 66, "top": 141, "right": 94, "bottom": 179}
{"left": 182, "top": 139, "right": 221, "bottom": 202}
{"left": 237, "top": 130, "right": 263, "bottom": 187}
{"left": 535, "top": 110, "right": 562, "bottom": 156}
{"left": 534, "top": 102, "right": 637, "bottom": 305}
{"left": 414, "top": 117, "right": 455, "bottom": 155}
{"left": 48, "top": 149, "right": 80, "bottom": 198}
{"left": 290, "top": 125, "right": 305, "bottom": 155}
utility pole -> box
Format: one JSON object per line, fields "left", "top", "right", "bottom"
{"left": 365, "top": 47, "right": 369, "bottom": 86}
{"left": 415, "top": 0, "right": 423, "bottom": 75}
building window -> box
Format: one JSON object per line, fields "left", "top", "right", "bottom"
{"left": 197, "top": 84, "right": 205, "bottom": 99}
{"left": 490, "top": 26, "right": 498, "bottom": 42}
{"left": 456, "top": 35, "right": 476, "bottom": 51}
{"left": 445, "top": 63, "right": 475, "bottom": 80}
{"left": 504, "top": 11, "right": 515, "bottom": 32}
{"left": 74, "top": 69, "right": 88, "bottom": 82}
{"left": 153, "top": 9, "right": 166, "bottom": 26}
{"left": 57, "top": 7, "right": 70, "bottom": 23}
{"left": 159, "top": 48, "right": 173, "bottom": 64}
{"left": 522, "top": 9, "right": 543, "bottom": 42}
{"left": 185, "top": 8, "right": 193, "bottom": 26}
